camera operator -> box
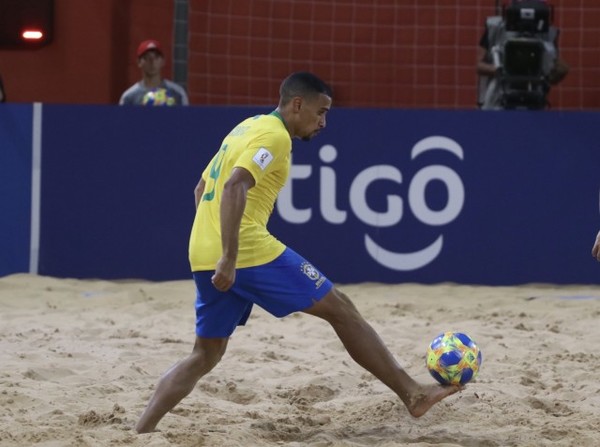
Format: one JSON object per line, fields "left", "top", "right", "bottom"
{"left": 477, "top": 0, "right": 568, "bottom": 110}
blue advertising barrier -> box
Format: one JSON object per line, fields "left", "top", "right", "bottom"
{"left": 1, "top": 104, "right": 599, "bottom": 284}
{"left": 0, "top": 104, "right": 33, "bottom": 275}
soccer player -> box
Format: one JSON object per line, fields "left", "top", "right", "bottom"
{"left": 135, "top": 72, "right": 462, "bottom": 434}
{"left": 592, "top": 230, "right": 600, "bottom": 261}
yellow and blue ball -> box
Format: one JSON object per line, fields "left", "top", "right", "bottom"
{"left": 426, "top": 331, "right": 482, "bottom": 385}
{"left": 142, "top": 88, "right": 176, "bottom": 106}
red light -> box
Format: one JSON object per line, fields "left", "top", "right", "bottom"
{"left": 0, "top": 0, "right": 54, "bottom": 49}
{"left": 22, "top": 30, "right": 44, "bottom": 40}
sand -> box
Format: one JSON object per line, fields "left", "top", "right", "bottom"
{"left": 1, "top": 273, "right": 600, "bottom": 446}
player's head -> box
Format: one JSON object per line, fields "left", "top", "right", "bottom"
{"left": 278, "top": 72, "right": 333, "bottom": 141}
{"left": 136, "top": 40, "right": 165, "bottom": 77}
{"left": 279, "top": 72, "right": 332, "bottom": 105}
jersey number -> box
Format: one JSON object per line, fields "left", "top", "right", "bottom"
{"left": 202, "top": 144, "right": 227, "bottom": 202}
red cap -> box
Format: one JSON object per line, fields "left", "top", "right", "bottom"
{"left": 137, "top": 40, "right": 163, "bottom": 58}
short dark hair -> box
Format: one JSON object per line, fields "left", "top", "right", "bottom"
{"left": 279, "top": 72, "right": 332, "bottom": 105}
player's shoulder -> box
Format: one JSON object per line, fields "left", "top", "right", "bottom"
{"left": 228, "top": 114, "right": 290, "bottom": 155}
{"left": 234, "top": 113, "right": 278, "bottom": 131}
{"left": 119, "top": 82, "right": 143, "bottom": 104}
{"left": 254, "top": 114, "right": 290, "bottom": 143}
{"left": 252, "top": 113, "right": 288, "bottom": 131}
{"left": 163, "top": 79, "right": 187, "bottom": 95}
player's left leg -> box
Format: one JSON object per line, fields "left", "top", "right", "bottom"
{"left": 302, "top": 287, "right": 462, "bottom": 417}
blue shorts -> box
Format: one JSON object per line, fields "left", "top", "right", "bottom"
{"left": 194, "top": 247, "right": 333, "bottom": 338}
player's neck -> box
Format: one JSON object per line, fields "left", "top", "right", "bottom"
{"left": 273, "top": 107, "right": 293, "bottom": 137}
{"left": 142, "top": 74, "right": 162, "bottom": 89}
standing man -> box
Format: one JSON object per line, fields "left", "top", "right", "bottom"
{"left": 135, "top": 72, "right": 461, "bottom": 434}
{"left": 119, "top": 39, "right": 189, "bottom": 106}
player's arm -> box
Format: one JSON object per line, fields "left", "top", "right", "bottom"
{"left": 476, "top": 46, "right": 496, "bottom": 77}
{"left": 548, "top": 57, "right": 569, "bottom": 85}
{"left": 476, "top": 29, "right": 496, "bottom": 77}
{"left": 194, "top": 177, "right": 206, "bottom": 208}
{"left": 211, "top": 167, "right": 256, "bottom": 291}
{"left": 592, "top": 230, "right": 600, "bottom": 262}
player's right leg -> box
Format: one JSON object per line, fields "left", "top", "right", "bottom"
{"left": 302, "top": 287, "right": 462, "bottom": 417}
{"left": 136, "top": 271, "right": 251, "bottom": 433}
{"left": 135, "top": 336, "right": 228, "bottom": 433}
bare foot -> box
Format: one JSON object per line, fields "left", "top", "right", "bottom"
{"left": 406, "top": 383, "right": 463, "bottom": 418}
{"left": 135, "top": 424, "right": 161, "bottom": 434}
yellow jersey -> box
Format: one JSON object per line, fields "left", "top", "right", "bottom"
{"left": 189, "top": 112, "right": 291, "bottom": 271}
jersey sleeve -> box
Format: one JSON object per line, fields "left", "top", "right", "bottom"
{"left": 234, "top": 130, "right": 290, "bottom": 185}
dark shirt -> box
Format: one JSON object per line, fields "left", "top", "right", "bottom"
{"left": 479, "top": 30, "right": 489, "bottom": 50}
{"left": 0, "top": 75, "right": 5, "bottom": 103}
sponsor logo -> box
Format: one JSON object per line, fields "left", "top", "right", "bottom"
{"left": 278, "top": 136, "right": 465, "bottom": 271}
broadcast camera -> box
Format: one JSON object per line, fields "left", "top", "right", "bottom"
{"left": 481, "top": 0, "right": 560, "bottom": 110}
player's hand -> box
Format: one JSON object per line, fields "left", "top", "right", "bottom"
{"left": 212, "top": 257, "right": 236, "bottom": 291}
{"left": 548, "top": 58, "right": 569, "bottom": 85}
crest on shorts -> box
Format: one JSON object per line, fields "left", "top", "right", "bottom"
{"left": 301, "top": 262, "right": 320, "bottom": 281}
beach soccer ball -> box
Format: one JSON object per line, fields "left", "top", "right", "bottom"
{"left": 426, "top": 331, "right": 482, "bottom": 385}
{"left": 142, "top": 88, "right": 175, "bottom": 106}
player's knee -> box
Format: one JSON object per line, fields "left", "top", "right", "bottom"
{"left": 332, "top": 288, "right": 359, "bottom": 313}
{"left": 192, "top": 337, "right": 228, "bottom": 368}
{"left": 311, "top": 287, "right": 361, "bottom": 323}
